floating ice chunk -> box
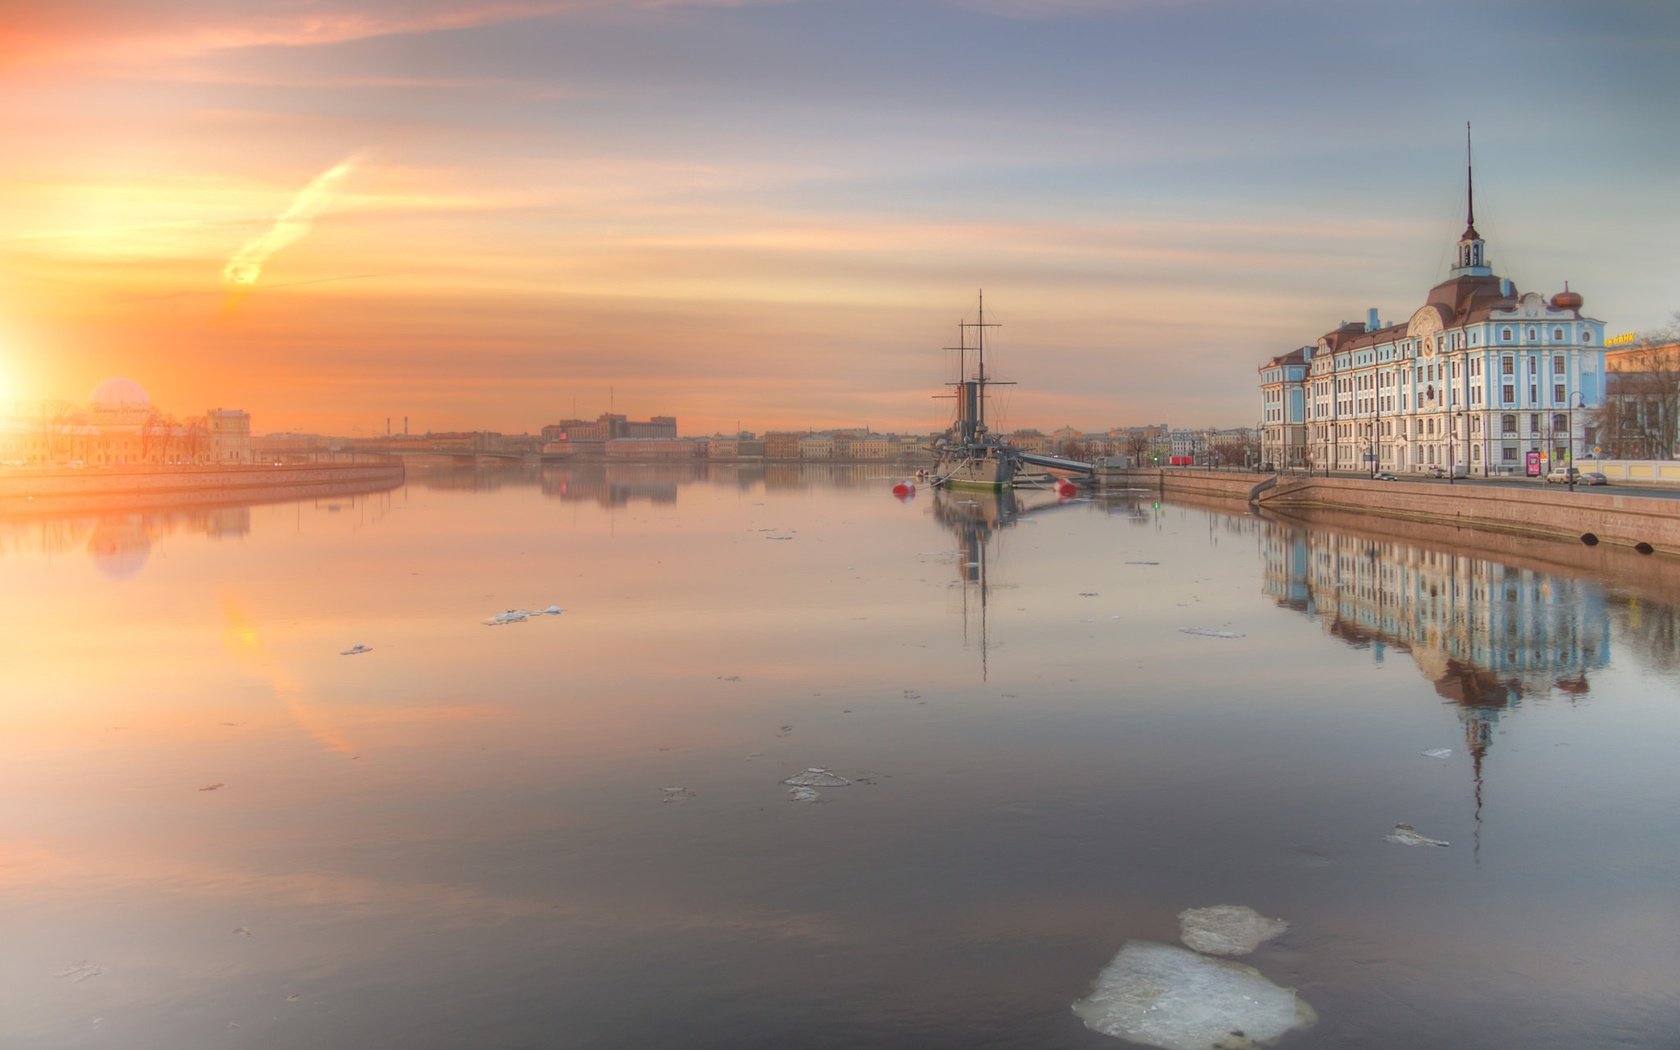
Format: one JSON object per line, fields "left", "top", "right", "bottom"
{"left": 765, "top": 535, "right": 793, "bottom": 541}
{"left": 782, "top": 767, "right": 851, "bottom": 787}
{"left": 1421, "top": 748, "right": 1452, "bottom": 759}
{"left": 1386, "top": 823, "right": 1449, "bottom": 847}
{"left": 286, "top": 993, "right": 301, "bottom": 1003}
{"left": 1178, "top": 906, "right": 1288, "bottom": 957}
{"left": 1126, "top": 560, "right": 1161, "bottom": 565}
{"left": 54, "top": 961, "right": 102, "bottom": 982}
{"left": 542, "top": 605, "right": 563, "bottom": 615}
{"left": 233, "top": 926, "right": 252, "bottom": 938}
{"left": 1179, "top": 627, "right": 1245, "bottom": 639}
{"left": 660, "top": 786, "right": 696, "bottom": 803}
{"left": 1079, "top": 592, "right": 1100, "bottom": 597}
{"left": 199, "top": 783, "right": 224, "bottom": 792}
{"left": 787, "top": 787, "right": 823, "bottom": 803}
{"left": 1072, "top": 941, "right": 1315, "bottom": 1050}
{"left": 339, "top": 644, "right": 372, "bottom": 656}
{"left": 484, "top": 609, "right": 528, "bottom": 625}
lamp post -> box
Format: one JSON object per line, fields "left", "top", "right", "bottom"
{"left": 1365, "top": 422, "right": 1375, "bottom": 478}
{"left": 1450, "top": 411, "right": 1464, "bottom": 484}
{"left": 1568, "top": 393, "right": 1584, "bottom": 492}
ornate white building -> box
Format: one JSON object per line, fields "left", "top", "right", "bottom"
{"left": 1263, "top": 156, "right": 1606, "bottom": 477}
{"left": 0, "top": 377, "right": 252, "bottom": 468}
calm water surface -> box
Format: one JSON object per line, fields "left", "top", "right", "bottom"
{"left": 4, "top": 463, "right": 1678, "bottom": 1049}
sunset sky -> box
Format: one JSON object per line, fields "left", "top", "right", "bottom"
{"left": 2, "top": 0, "right": 1676, "bottom": 436}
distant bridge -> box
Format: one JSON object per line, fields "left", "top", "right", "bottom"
{"left": 372, "top": 447, "right": 532, "bottom": 464}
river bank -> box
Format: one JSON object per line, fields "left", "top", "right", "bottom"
{"left": 0, "top": 460, "right": 405, "bottom": 513}
{"left": 1102, "top": 468, "right": 1680, "bottom": 558}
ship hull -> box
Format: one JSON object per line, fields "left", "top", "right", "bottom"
{"left": 933, "top": 445, "right": 1016, "bottom": 491}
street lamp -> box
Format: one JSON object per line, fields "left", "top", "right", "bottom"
{"left": 1450, "top": 411, "right": 1464, "bottom": 484}
{"left": 1568, "top": 392, "right": 1585, "bottom": 492}
{"left": 1365, "top": 422, "right": 1375, "bottom": 478}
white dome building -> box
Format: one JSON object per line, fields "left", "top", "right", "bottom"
{"left": 88, "top": 377, "right": 152, "bottom": 414}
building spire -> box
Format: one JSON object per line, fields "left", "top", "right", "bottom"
{"left": 1463, "top": 121, "right": 1479, "bottom": 240}
{"left": 1451, "top": 121, "right": 1490, "bottom": 277}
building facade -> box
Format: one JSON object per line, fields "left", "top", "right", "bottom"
{"left": 1262, "top": 168, "right": 1606, "bottom": 477}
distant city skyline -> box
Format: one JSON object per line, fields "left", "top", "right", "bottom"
{"left": 3, "top": 1, "right": 1676, "bottom": 435}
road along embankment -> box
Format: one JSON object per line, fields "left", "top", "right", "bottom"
{"left": 1100, "top": 469, "right": 1680, "bottom": 558}
{"left": 0, "top": 461, "right": 406, "bottom": 514}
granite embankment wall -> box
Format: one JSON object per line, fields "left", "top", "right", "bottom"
{"left": 1108, "top": 469, "right": 1680, "bottom": 558}
{"left": 0, "top": 461, "right": 405, "bottom": 508}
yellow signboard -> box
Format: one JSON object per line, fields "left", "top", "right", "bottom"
{"left": 1605, "top": 332, "right": 1638, "bottom": 347}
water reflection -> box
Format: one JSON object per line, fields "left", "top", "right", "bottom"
{"left": 1262, "top": 519, "right": 1615, "bottom": 700}
{"left": 932, "top": 487, "right": 1079, "bottom": 678}
{"left": 0, "top": 506, "right": 250, "bottom": 579}
{"left": 1253, "top": 506, "right": 1670, "bottom": 858}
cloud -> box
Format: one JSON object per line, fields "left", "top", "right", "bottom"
{"left": 0, "top": 0, "right": 794, "bottom": 71}
{"left": 223, "top": 155, "right": 362, "bottom": 292}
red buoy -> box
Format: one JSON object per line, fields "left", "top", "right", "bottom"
{"left": 892, "top": 481, "right": 915, "bottom": 498}
{"left": 1056, "top": 480, "right": 1077, "bottom": 499}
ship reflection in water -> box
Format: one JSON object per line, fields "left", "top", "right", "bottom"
{"left": 932, "top": 485, "right": 1080, "bottom": 678}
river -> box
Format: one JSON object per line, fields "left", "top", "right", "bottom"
{"left": 3, "top": 462, "right": 1676, "bottom": 1049}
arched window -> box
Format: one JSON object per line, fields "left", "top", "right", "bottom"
{"left": 1502, "top": 414, "right": 1516, "bottom": 434}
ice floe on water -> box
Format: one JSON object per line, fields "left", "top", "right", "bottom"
{"left": 483, "top": 606, "right": 565, "bottom": 626}
{"left": 1385, "top": 822, "right": 1449, "bottom": 847}
{"left": 339, "top": 644, "right": 372, "bottom": 656}
{"left": 1072, "top": 941, "right": 1315, "bottom": 1050}
{"left": 782, "top": 767, "right": 851, "bottom": 787}
{"left": 786, "top": 787, "right": 823, "bottom": 803}
{"left": 1178, "top": 906, "right": 1288, "bottom": 957}
{"left": 1179, "top": 627, "right": 1245, "bottom": 639}
{"left": 660, "top": 786, "right": 696, "bottom": 804}
{"left": 54, "top": 961, "right": 102, "bottom": 982}
{"left": 1421, "top": 748, "right": 1452, "bottom": 759}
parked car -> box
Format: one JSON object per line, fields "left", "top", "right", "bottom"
{"left": 1426, "top": 465, "right": 1446, "bottom": 478}
{"left": 1373, "top": 471, "right": 1399, "bottom": 481}
{"left": 1545, "top": 467, "right": 1579, "bottom": 484}
{"left": 1579, "top": 471, "right": 1608, "bottom": 485}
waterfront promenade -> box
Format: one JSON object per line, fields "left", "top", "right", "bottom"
{"left": 0, "top": 460, "right": 405, "bottom": 512}
{"left": 1109, "top": 467, "right": 1680, "bottom": 558}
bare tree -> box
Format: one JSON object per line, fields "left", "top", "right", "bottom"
{"left": 140, "top": 411, "right": 172, "bottom": 462}
{"left": 182, "top": 418, "right": 208, "bottom": 464}
{"left": 1124, "top": 434, "right": 1151, "bottom": 465}
{"left": 38, "top": 400, "right": 76, "bottom": 464}
{"left": 1596, "top": 315, "right": 1680, "bottom": 459}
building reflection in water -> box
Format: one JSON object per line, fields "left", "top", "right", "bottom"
{"left": 1260, "top": 519, "right": 1613, "bottom": 854}
{"left": 0, "top": 505, "right": 251, "bottom": 580}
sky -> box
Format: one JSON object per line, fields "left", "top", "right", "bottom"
{"left": 1, "top": 0, "right": 1677, "bottom": 437}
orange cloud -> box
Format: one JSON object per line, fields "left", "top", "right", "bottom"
{"left": 223, "top": 154, "right": 362, "bottom": 295}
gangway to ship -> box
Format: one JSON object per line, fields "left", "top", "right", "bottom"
{"left": 1018, "top": 451, "right": 1095, "bottom": 476}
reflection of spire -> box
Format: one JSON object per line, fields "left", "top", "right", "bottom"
{"left": 1461, "top": 704, "right": 1494, "bottom": 862}
{"left": 1435, "top": 658, "right": 1513, "bottom": 864}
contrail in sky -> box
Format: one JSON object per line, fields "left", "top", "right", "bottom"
{"left": 222, "top": 155, "right": 360, "bottom": 292}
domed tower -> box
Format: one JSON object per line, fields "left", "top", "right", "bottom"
{"left": 1550, "top": 283, "right": 1584, "bottom": 313}
{"left": 88, "top": 377, "right": 152, "bottom": 418}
